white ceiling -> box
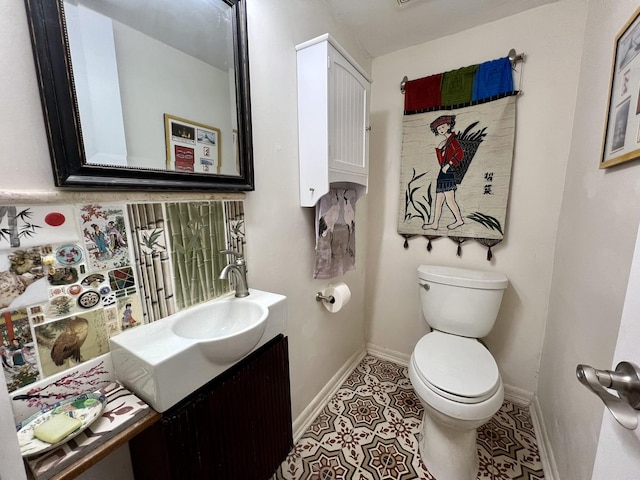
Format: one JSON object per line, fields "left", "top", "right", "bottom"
{"left": 70, "top": 0, "right": 233, "bottom": 69}
{"left": 322, "top": 0, "right": 560, "bottom": 58}
{"left": 68, "top": 0, "right": 560, "bottom": 68}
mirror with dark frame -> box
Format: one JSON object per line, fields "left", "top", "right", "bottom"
{"left": 24, "top": 0, "right": 254, "bottom": 191}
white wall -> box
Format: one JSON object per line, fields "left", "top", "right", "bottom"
{"left": 0, "top": 1, "right": 54, "bottom": 193}
{"left": 0, "top": 0, "right": 370, "bottom": 478}
{"left": 538, "top": 2, "right": 640, "bottom": 479}
{"left": 367, "top": 1, "right": 587, "bottom": 395}
{"left": 244, "top": 0, "right": 370, "bottom": 422}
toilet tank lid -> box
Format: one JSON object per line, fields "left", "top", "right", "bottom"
{"left": 418, "top": 265, "right": 508, "bottom": 289}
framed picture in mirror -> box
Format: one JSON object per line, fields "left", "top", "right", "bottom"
{"left": 164, "top": 115, "right": 221, "bottom": 174}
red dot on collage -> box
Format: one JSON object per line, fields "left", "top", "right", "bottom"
{"left": 45, "top": 212, "right": 66, "bottom": 226}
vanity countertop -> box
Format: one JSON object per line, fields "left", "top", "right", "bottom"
{"left": 24, "top": 382, "right": 160, "bottom": 480}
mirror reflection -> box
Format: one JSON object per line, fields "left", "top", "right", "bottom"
{"left": 64, "top": 0, "right": 240, "bottom": 176}
{"left": 24, "top": 0, "right": 253, "bottom": 190}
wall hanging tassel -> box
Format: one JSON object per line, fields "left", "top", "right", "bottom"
{"left": 450, "top": 236, "right": 467, "bottom": 257}
{"left": 425, "top": 235, "right": 439, "bottom": 252}
{"left": 477, "top": 238, "right": 502, "bottom": 261}
{"left": 402, "top": 235, "right": 410, "bottom": 249}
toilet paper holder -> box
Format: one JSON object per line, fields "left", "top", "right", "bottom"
{"left": 315, "top": 292, "right": 336, "bottom": 304}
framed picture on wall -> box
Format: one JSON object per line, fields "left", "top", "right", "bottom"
{"left": 601, "top": 7, "right": 640, "bottom": 168}
{"left": 164, "top": 114, "right": 221, "bottom": 174}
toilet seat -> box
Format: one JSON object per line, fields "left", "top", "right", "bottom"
{"left": 412, "top": 331, "right": 500, "bottom": 404}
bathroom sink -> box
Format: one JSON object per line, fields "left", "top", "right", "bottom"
{"left": 109, "top": 289, "right": 287, "bottom": 412}
{"left": 171, "top": 298, "right": 268, "bottom": 363}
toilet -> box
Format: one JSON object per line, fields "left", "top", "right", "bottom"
{"left": 408, "top": 265, "right": 508, "bottom": 480}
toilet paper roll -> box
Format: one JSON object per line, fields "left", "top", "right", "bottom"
{"left": 321, "top": 282, "right": 351, "bottom": 313}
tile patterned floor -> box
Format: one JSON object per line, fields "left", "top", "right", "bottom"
{"left": 273, "top": 355, "right": 545, "bottom": 480}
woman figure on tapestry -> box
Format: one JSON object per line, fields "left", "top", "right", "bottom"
{"left": 423, "top": 114, "right": 465, "bottom": 231}
{"left": 91, "top": 224, "right": 110, "bottom": 258}
{"left": 106, "top": 221, "right": 127, "bottom": 251}
{"left": 121, "top": 303, "right": 137, "bottom": 330}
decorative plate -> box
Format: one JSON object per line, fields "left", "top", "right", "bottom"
{"left": 55, "top": 244, "right": 83, "bottom": 265}
{"left": 78, "top": 290, "right": 101, "bottom": 309}
{"left": 16, "top": 392, "right": 106, "bottom": 457}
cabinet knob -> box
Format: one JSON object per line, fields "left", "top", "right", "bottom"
{"left": 365, "top": 126, "right": 372, "bottom": 131}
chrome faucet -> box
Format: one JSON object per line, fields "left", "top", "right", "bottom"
{"left": 219, "top": 249, "right": 249, "bottom": 297}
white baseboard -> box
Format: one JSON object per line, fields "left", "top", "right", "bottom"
{"left": 365, "top": 343, "right": 410, "bottom": 366}
{"left": 292, "top": 346, "right": 367, "bottom": 441}
{"left": 503, "top": 384, "right": 533, "bottom": 406}
{"left": 530, "top": 395, "right": 559, "bottom": 480}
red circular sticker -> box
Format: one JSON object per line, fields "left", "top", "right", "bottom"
{"left": 45, "top": 212, "right": 66, "bottom": 227}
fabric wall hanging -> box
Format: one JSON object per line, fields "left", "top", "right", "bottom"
{"left": 398, "top": 56, "right": 518, "bottom": 260}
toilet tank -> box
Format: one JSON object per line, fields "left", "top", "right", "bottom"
{"left": 417, "top": 265, "right": 508, "bottom": 338}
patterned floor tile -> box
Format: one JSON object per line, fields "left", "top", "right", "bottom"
{"left": 361, "top": 436, "right": 420, "bottom": 480}
{"left": 389, "top": 386, "right": 423, "bottom": 420}
{"left": 273, "top": 355, "right": 545, "bottom": 480}
{"left": 477, "top": 444, "right": 496, "bottom": 479}
{"left": 295, "top": 445, "right": 359, "bottom": 480}
{"left": 343, "top": 394, "right": 387, "bottom": 429}
{"left": 305, "top": 406, "right": 340, "bottom": 442}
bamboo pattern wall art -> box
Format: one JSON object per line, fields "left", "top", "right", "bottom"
{"left": 167, "top": 201, "right": 231, "bottom": 310}
{"left": 127, "top": 203, "right": 175, "bottom": 324}
{"left": 224, "top": 201, "right": 246, "bottom": 255}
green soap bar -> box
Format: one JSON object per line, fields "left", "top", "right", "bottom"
{"left": 33, "top": 414, "right": 82, "bottom": 444}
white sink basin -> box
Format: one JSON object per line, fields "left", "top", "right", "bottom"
{"left": 109, "top": 289, "right": 287, "bottom": 412}
{"left": 171, "top": 298, "right": 268, "bottom": 363}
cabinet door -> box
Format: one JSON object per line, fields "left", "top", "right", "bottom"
{"left": 328, "top": 45, "right": 370, "bottom": 176}
{"left": 130, "top": 335, "right": 292, "bottom": 480}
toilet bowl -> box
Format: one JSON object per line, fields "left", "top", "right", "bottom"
{"left": 409, "top": 332, "right": 504, "bottom": 480}
{"left": 410, "top": 265, "right": 508, "bottom": 480}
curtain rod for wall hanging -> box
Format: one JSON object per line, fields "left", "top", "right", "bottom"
{"left": 399, "top": 48, "right": 525, "bottom": 93}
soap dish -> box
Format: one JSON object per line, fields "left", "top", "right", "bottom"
{"left": 16, "top": 392, "right": 106, "bottom": 457}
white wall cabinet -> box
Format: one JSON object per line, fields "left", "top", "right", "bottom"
{"left": 296, "top": 34, "right": 371, "bottom": 207}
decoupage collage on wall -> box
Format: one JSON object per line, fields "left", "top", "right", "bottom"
{"left": 0, "top": 201, "right": 245, "bottom": 400}
{"left": 0, "top": 204, "right": 139, "bottom": 394}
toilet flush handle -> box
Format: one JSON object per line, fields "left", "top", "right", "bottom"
{"left": 418, "top": 282, "right": 430, "bottom": 291}
{"left": 576, "top": 362, "right": 640, "bottom": 430}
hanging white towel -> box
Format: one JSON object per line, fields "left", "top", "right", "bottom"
{"left": 313, "top": 188, "right": 357, "bottom": 279}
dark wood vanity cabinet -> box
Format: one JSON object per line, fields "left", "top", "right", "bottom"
{"left": 129, "top": 335, "right": 293, "bottom": 480}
